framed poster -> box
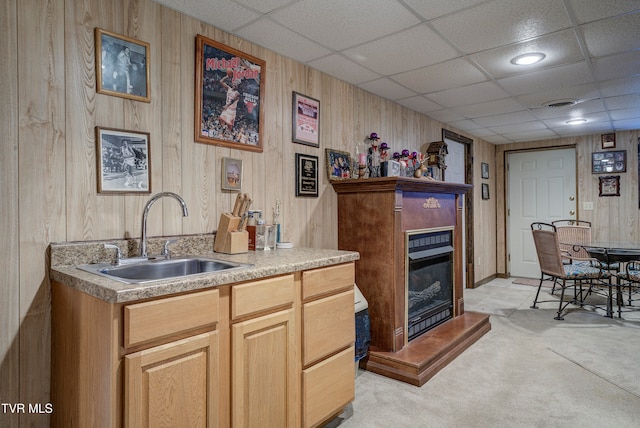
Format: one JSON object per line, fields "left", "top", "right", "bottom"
{"left": 221, "top": 157, "right": 243, "bottom": 191}
{"left": 295, "top": 153, "right": 318, "bottom": 197}
{"left": 325, "top": 149, "right": 352, "bottom": 181}
{"left": 599, "top": 175, "right": 620, "bottom": 197}
{"left": 592, "top": 150, "right": 626, "bottom": 174}
{"left": 96, "top": 127, "right": 150, "bottom": 193}
{"left": 601, "top": 133, "right": 616, "bottom": 149}
{"left": 481, "top": 183, "right": 490, "bottom": 200}
{"left": 481, "top": 162, "right": 489, "bottom": 179}
{"left": 292, "top": 92, "right": 320, "bottom": 147}
{"left": 95, "top": 28, "right": 150, "bottom": 102}
{"left": 195, "top": 34, "right": 265, "bottom": 152}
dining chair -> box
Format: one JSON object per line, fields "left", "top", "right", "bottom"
{"left": 613, "top": 260, "right": 640, "bottom": 317}
{"left": 530, "top": 222, "right": 610, "bottom": 320}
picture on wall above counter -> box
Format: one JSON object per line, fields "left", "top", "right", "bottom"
{"left": 221, "top": 157, "right": 243, "bottom": 191}
{"left": 295, "top": 153, "right": 318, "bottom": 197}
{"left": 592, "top": 150, "right": 626, "bottom": 174}
{"left": 195, "top": 34, "right": 265, "bottom": 153}
{"left": 95, "top": 28, "right": 150, "bottom": 102}
{"left": 292, "top": 92, "right": 320, "bottom": 147}
{"left": 96, "top": 127, "right": 150, "bottom": 194}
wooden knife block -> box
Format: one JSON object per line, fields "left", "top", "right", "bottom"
{"left": 214, "top": 213, "right": 248, "bottom": 254}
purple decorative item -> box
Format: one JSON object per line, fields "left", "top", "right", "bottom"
{"left": 369, "top": 132, "right": 379, "bottom": 140}
{"left": 402, "top": 149, "right": 410, "bottom": 158}
{"left": 393, "top": 152, "right": 400, "bottom": 160}
{"left": 380, "top": 142, "right": 389, "bottom": 150}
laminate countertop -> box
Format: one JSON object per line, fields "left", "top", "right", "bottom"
{"left": 50, "top": 236, "right": 359, "bottom": 304}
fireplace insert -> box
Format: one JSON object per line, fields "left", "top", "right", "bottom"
{"left": 406, "top": 228, "right": 454, "bottom": 341}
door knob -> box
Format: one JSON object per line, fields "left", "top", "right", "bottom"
{"left": 569, "top": 210, "right": 575, "bottom": 215}
{"left": 569, "top": 196, "right": 575, "bottom": 201}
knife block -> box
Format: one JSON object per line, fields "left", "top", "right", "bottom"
{"left": 214, "top": 213, "right": 248, "bottom": 254}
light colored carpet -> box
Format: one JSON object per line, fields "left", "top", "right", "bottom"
{"left": 328, "top": 277, "right": 640, "bottom": 428}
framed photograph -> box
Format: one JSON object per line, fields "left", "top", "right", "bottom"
{"left": 195, "top": 34, "right": 265, "bottom": 152}
{"left": 292, "top": 92, "right": 320, "bottom": 147}
{"left": 95, "top": 28, "right": 150, "bottom": 102}
{"left": 325, "top": 149, "right": 352, "bottom": 181}
{"left": 481, "top": 183, "right": 490, "bottom": 200}
{"left": 96, "top": 127, "right": 150, "bottom": 193}
{"left": 601, "top": 133, "right": 616, "bottom": 149}
{"left": 295, "top": 153, "right": 318, "bottom": 197}
{"left": 592, "top": 150, "right": 626, "bottom": 174}
{"left": 481, "top": 162, "right": 489, "bottom": 179}
{"left": 221, "top": 157, "right": 243, "bottom": 191}
{"left": 599, "top": 175, "right": 620, "bottom": 197}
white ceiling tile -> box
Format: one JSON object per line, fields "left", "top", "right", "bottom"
{"left": 431, "top": 0, "right": 572, "bottom": 53}
{"left": 233, "top": 0, "right": 292, "bottom": 14}
{"left": 542, "top": 111, "right": 611, "bottom": 127}
{"left": 448, "top": 119, "right": 486, "bottom": 131}
{"left": 270, "top": 0, "right": 420, "bottom": 51}
{"left": 490, "top": 120, "right": 548, "bottom": 135}
{"left": 604, "top": 94, "right": 640, "bottom": 110}
{"left": 581, "top": 12, "right": 640, "bottom": 57}
{"left": 342, "top": 25, "right": 459, "bottom": 76}
{"left": 553, "top": 121, "right": 614, "bottom": 136}
{"left": 396, "top": 96, "right": 444, "bottom": 114}
{"left": 516, "top": 83, "right": 600, "bottom": 108}
{"left": 613, "top": 118, "right": 640, "bottom": 130}
{"left": 307, "top": 54, "right": 380, "bottom": 85}
{"left": 403, "top": 0, "right": 488, "bottom": 20}
{"left": 609, "top": 108, "right": 640, "bottom": 121}
{"left": 470, "top": 29, "right": 584, "bottom": 79}
{"left": 393, "top": 58, "right": 487, "bottom": 94}
{"left": 426, "top": 81, "right": 510, "bottom": 108}
{"left": 358, "top": 78, "right": 417, "bottom": 101}
{"left": 236, "top": 19, "right": 331, "bottom": 62}
{"left": 461, "top": 126, "right": 498, "bottom": 137}
{"left": 453, "top": 97, "right": 526, "bottom": 118}
{"left": 497, "top": 62, "right": 593, "bottom": 96}
{"left": 474, "top": 110, "right": 539, "bottom": 127}
{"left": 592, "top": 50, "right": 640, "bottom": 82}
{"left": 567, "top": 0, "right": 640, "bottom": 24}
{"left": 482, "top": 134, "right": 513, "bottom": 144}
{"left": 599, "top": 76, "right": 640, "bottom": 98}
{"left": 531, "top": 98, "right": 606, "bottom": 120}
{"left": 502, "top": 129, "right": 557, "bottom": 142}
{"left": 426, "top": 109, "right": 468, "bottom": 123}
{"left": 155, "top": 0, "right": 260, "bottom": 32}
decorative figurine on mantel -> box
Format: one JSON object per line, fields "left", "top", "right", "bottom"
{"left": 426, "top": 141, "right": 448, "bottom": 181}
{"left": 367, "top": 132, "right": 381, "bottom": 178}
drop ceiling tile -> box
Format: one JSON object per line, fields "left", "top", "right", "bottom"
{"left": 482, "top": 134, "right": 512, "bottom": 144}
{"left": 307, "top": 54, "right": 380, "bottom": 85}
{"left": 568, "top": 0, "right": 640, "bottom": 24}
{"left": 426, "top": 81, "right": 510, "bottom": 108}
{"left": 497, "top": 62, "right": 592, "bottom": 96}
{"left": 233, "top": 0, "right": 292, "bottom": 14}
{"left": 155, "top": 0, "right": 260, "bottom": 32}
{"left": 269, "top": 0, "right": 420, "bottom": 51}
{"left": 581, "top": 12, "right": 640, "bottom": 57}
{"left": 342, "top": 25, "right": 459, "bottom": 76}
{"left": 598, "top": 76, "right": 640, "bottom": 98}
{"left": 502, "top": 128, "right": 557, "bottom": 142}
{"left": 469, "top": 30, "right": 584, "bottom": 79}
{"left": 393, "top": 58, "right": 487, "bottom": 94}
{"left": 604, "top": 94, "right": 640, "bottom": 110}
{"left": 474, "top": 110, "right": 539, "bottom": 127}
{"left": 403, "top": 0, "right": 487, "bottom": 20}
{"left": 490, "top": 120, "right": 548, "bottom": 134}
{"left": 609, "top": 108, "right": 640, "bottom": 121}
{"left": 613, "top": 118, "right": 640, "bottom": 130}
{"left": 426, "top": 109, "right": 468, "bottom": 123}
{"left": 396, "top": 96, "right": 444, "bottom": 114}
{"left": 516, "top": 83, "right": 600, "bottom": 108}
{"left": 453, "top": 97, "right": 525, "bottom": 118}
{"left": 236, "top": 19, "right": 331, "bottom": 63}
{"left": 460, "top": 126, "right": 498, "bottom": 137}
{"left": 531, "top": 98, "right": 606, "bottom": 120}
{"left": 542, "top": 111, "right": 610, "bottom": 127}
{"left": 553, "top": 121, "right": 614, "bottom": 136}
{"left": 592, "top": 50, "right": 640, "bottom": 82}
{"left": 431, "top": 0, "right": 572, "bottom": 53}
{"left": 358, "top": 78, "right": 417, "bottom": 101}
{"left": 448, "top": 119, "right": 486, "bottom": 131}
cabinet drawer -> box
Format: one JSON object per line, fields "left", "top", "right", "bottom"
{"left": 124, "top": 289, "right": 219, "bottom": 349}
{"left": 303, "top": 289, "right": 354, "bottom": 366}
{"left": 302, "top": 263, "right": 354, "bottom": 300}
{"left": 302, "top": 346, "right": 355, "bottom": 428}
{"left": 232, "top": 274, "right": 294, "bottom": 320}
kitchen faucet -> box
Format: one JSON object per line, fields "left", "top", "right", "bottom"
{"left": 140, "top": 192, "right": 189, "bottom": 258}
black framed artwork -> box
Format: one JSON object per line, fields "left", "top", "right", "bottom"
{"left": 295, "top": 153, "right": 318, "bottom": 197}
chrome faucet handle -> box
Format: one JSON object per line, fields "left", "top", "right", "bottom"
{"left": 104, "top": 244, "right": 122, "bottom": 265}
{"left": 162, "top": 239, "right": 177, "bottom": 259}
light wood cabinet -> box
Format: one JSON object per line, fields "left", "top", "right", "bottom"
{"left": 51, "top": 262, "right": 356, "bottom": 428}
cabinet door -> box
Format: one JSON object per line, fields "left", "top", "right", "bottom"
{"left": 231, "top": 308, "right": 297, "bottom": 428}
{"left": 125, "top": 331, "right": 219, "bottom": 428}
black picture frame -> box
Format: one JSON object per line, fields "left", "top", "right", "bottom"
{"left": 599, "top": 175, "right": 620, "bottom": 197}
{"left": 481, "top": 183, "right": 490, "bottom": 200}
{"left": 295, "top": 153, "right": 318, "bottom": 197}
{"left": 481, "top": 162, "right": 489, "bottom": 179}
{"left": 592, "top": 150, "right": 626, "bottom": 174}
{"left": 292, "top": 92, "right": 320, "bottom": 147}
{"left": 601, "top": 133, "right": 616, "bottom": 149}
{"left": 325, "top": 149, "right": 352, "bottom": 181}
{"left": 194, "top": 34, "right": 265, "bottom": 152}
{"left": 95, "top": 28, "right": 150, "bottom": 102}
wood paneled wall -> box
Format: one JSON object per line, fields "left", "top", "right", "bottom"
{"left": 0, "top": 0, "right": 496, "bottom": 425}
{"left": 495, "top": 130, "right": 640, "bottom": 275}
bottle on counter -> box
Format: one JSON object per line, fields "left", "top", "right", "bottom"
{"left": 255, "top": 219, "right": 266, "bottom": 251}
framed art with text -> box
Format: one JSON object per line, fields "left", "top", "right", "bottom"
{"left": 195, "top": 34, "right": 265, "bottom": 152}
{"left": 295, "top": 153, "right": 318, "bottom": 197}
{"left": 292, "top": 92, "right": 320, "bottom": 147}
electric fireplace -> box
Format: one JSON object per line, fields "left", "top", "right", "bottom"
{"left": 406, "top": 228, "right": 454, "bottom": 340}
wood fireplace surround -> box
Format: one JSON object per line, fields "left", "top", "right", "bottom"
{"left": 332, "top": 177, "right": 491, "bottom": 386}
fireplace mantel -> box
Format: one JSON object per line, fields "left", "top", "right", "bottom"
{"left": 332, "top": 177, "right": 490, "bottom": 386}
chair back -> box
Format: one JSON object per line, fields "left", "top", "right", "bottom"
{"left": 531, "top": 222, "right": 565, "bottom": 277}
{"left": 555, "top": 224, "right": 592, "bottom": 260}
{"left": 551, "top": 219, "right": 592, "bottom": 227}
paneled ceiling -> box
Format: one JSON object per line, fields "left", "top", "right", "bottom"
{"left": 154, "top": 0, "right": 640, "bottom": 144}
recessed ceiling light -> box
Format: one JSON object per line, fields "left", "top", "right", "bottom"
{"left": 510, "top": 52, "right": 546, "bottom": 66}
{"left": 566, "top": 118, "right": 587, "bottom": 125}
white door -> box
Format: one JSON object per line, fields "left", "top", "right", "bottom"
{"left": 444, "top": 139, "right": 466, "bottom": 287}
{"left": 507, "top": 148, "right": 577, "bottom": 278}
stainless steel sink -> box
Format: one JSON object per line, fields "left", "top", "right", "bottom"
{"left": 77, "top": 256, "right": 252, "bottom": 284}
